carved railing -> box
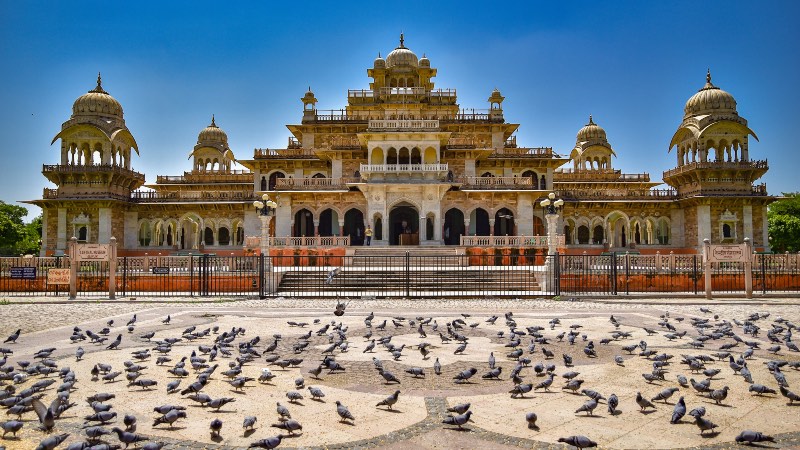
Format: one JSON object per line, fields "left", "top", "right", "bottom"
{"left": 557, "top": 189, "right": 678, "bottom": 200}
{"left": 663, "top": 160, "right": 769, "bottom": 178}
{"left": 156, "top": 171, "right": 251, "bottom": 184}
{"left": 504, "top": 136, "right": 517, "bottom": 148}
{"left": 274, "top": 178, "right": 358, "bottom": 190}
{"left": 360, "top": 163, "right": 449, "bottom": 174}
{"left": 460, "top": 235, "right": 564, "bottom": 248}
{"left": 490, "top": 147, "right": 554, "bottom": 157}
{"left": 267, "top": 236, "right": 350, "bottom": 247}
{"left": 555, "top": 169, "right": 650, "bottom": 182}
{"left": 368, "top": 119, "right": 439, "bottom": 131}
{"left": 42, "top": 164, "right": 146, "bottom": 181}
{"left": 460, "top": 176, "right": 536, "bottom": 189}
{"left": 253, "top": 148, "right": 318, "bottom": 159}
{"left": 130, "top": 190, "right": 257, "bottom": 203}
{"left": 287, "top": 137, "right": 302, "bottom": 149}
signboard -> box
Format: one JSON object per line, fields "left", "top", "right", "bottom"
{"left": 76, "top": 244, "right": 110, "bottom": 261}
{"left": 47, "top": 268, "right": 70, "bottom": 285}
{"left": 10, "top": 267, "right": 36, "bottom": 279}
{"left": 707, "top": 244, "right": 748, "bottom": 263}
{"left": 152, "top": 267, "right": 170, "bottom": 275}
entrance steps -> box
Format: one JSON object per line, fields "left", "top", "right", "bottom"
{"left": 350, "top": 247, "right": 463, "bottom": 267}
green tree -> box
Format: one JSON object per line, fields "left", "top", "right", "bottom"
{"left": 768, "top": 192, "right": 800, "bottom": 253}
{"left": 0, "top": 201, "right": 41, "bottom": 256}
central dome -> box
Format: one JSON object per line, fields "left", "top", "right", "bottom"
{"left": 197, "top": 115, "right": 228, "bottom": 144}
{"left": 386, "top": 34, "right": 418, "bottom": 68}
{"left": 72, "top": 73, "right": 123, "bottom": 119}
{"left": 576, "top": 115, "right": 607, "bottom": 142}
{"left": 684, "top": 70, "right": 737, "bottom": 117}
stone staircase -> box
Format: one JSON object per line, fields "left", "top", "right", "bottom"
{"left": 276, "top": 246, "right": 541, "bottom": 297}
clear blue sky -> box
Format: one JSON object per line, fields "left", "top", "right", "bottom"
{"left": 1, "top": 0, "right": 798, "bottom": 220}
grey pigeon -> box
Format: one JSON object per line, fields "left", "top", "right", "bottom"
{"left": 442, "top": 410, "right": 473, "bottom": 430}
{"left": 248, "top": 435, "right": 283, "bottom": 449}
{"left": 558, "top": 435, "right": 597, "bottom": 449}
{"left": 166, "top": 380, "right": 181, "bottom": 394}
{"left": 694, "top": 415, "right": 718, "bottom": 435}
{"left": 607, "top": 393, "right": 619, "bottom": 415}
{"left": 271, "top": 418, "right": 302, "bottom": 435}
{"left": 433, "top": 357, "right": 442, "bottom": 375}
{"left": 688, "top": 406, "right": 706, "bottom": 418}
{"left": 575, "top": 398, "right": 598, "bottom": 416}
{"left": 709, "top": 386, "right": 729, "bottom": 405}
{"left": 376, "top": 390, "right": 400, "bottom": 410}
{"left": 308, "top": 386, "right": 325, "bottom": 400}
{"left": 453, "top": 367, "right": 477, "bottom": 383}
{"left": 141, "top": 443, "right": 166, "bottom": 450}
{"left": 525, "top": 412, "right": 538, "bottom": 429}
{"left": 510, "top": 383, "right": 533, "bottom": 398}
{"left": 208, "top": 397, "right": 236, "bottom": 411}
{"left": 123, "top": 414, "right": 137, "bottom": 432}
{"left": 152, "top": 409, "right": 186, "bottom": 428}
{"left": 447, "top": 402, "right": 471, "bottom": 414}
{"left": 84, "top": 425, "right": 112, "bottom": 441}
{"left": 671, "top": 397, "right": 686, "bottom": 424}
{"left": 736, "top": 430, "right": 775, "bottom": 444}
{"left": 243, "top": 415, "right": 257, "bottom": 430}
{"left": 780, "top": 385, "right": 800, "bottom": 404}
{"left": 36, "top": 433, "right": 70, "bottom": 450}
{"left": 749, "top": 384, "right": 776, "bottom": 395}
{"left": 210, "top": 418, "right": 223, "bottom": 437}
{"left": 276, "top": 402, "right": 291, "bottom": 421}
{"left": 335, "top": 400, "right": 355, "bottom": 423}
{"left": 111, "top": 427, "right": 147, "bottom": 448}
{"left": 635, "top": 392, "right": 656, "bottom": 411}
{"left": 1, "top": 420, "right": 23, "bottom": 438}
{"left": 31, "top": 398, "right": 57, "bottom": 431}
{"left": 651, "top": 387, "right": 679, "bottom": 403}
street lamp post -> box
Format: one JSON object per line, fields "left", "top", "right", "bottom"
{"left": 539, "top": 192, "right": 565, "bottom": 267}
{"left": 253, "top": 194, "right": 278, "bottom": 263}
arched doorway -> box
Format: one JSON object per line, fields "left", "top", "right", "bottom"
{"left": 344, "top": 209, "right": 364, "bottom": 245}
{"left": 269, "top": 172, "right": 285, "bottom": 191}
{"left": 443, "top": 208, "right": 465, "bottom": 245}
{"left": 494, "top": 208, "right": 515, "bottom": 236}
{"left": 374, "top": 216, "right": 383, "bottom": 241}
{"left": 389, "top": 203, "right": 418, "bottom": 245}
{"left": 319, "top": 209, "right": 339, "bottom": 237}
{"left": 293, "top": 209, "right": 314, "bottom": 237}
{"left": 470, "top": 208, "right": 490, "bottom": 236}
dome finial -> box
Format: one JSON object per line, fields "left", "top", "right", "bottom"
{"left": 211, "top": 114, "right": 216, "bottom": 127}
{"left": 588, "top": 114, "right": 594, "bottom": 125}
{"left": 399, "top": 32, "right": 405, "bottom": 48}
{"left": 706, "top": 68, "right": 711, "bottom": 84}
{"left": 96, "top": 72, "right": 102, "bottom": 89}
{"left": 378, "top": 52, "right": 381, "bottom": 58}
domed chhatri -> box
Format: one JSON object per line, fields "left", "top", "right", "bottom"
{"left": 683, "top": 69, "right": 737, "bottom": 117}
{"left": 374, "top": 52, "right": 386, "bottom": 69}
{"left": 386, "top": 33, "right": 419, "bottom": 68}
{"left": 576, "top": 115, "right": 607, "bottom": 142}
{"left": 197, "top": 114, "right": 228, "bottom": 145}
{"left": 72, "top": 72, "right": 124, "bottom": 118}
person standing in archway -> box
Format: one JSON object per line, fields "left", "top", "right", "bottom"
{"left": 365, "top": 226, "right": 373, "bottom": 246}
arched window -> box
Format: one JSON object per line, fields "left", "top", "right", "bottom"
{"left": 78, "top": 226, "right": 88, "bottom": 242}
{"left": 260, "top": 176, "right": 267, "bottom": 191}
{"left": 269, "top": 172, "right": 285, "bottom": 190}
{"left": 592, "top": 225, "right": 604, "bottom": 245}
{"left": 204, "top": 227, "right": 214, "bottom": 245}
{"left": 577, "top": 226, "right": 590, "bottom": 244}
{"left": 722, "top": 223, "right": 732, "bottom": 239}
{"left": 218, "top": 227, "right": 230, "bottom": 246}
{"left": 138, "top": 222, "right": 151, "bottom": 247}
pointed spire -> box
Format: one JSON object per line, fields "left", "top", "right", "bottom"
{"left": 210, "top": 114, "right": 216, "bottom": 127}
{"left": 706, "top": 68, "right": 711, "bottom": 84}
{"left": 378, "top": 52, "right": 381, "bottom": 58}
{"left": 91, "top": 72, "right": 108, "bottom": 94}
{"left": 588, "top": 114, "right": 594, "bottom": 125}
{"left": 399, "top": 32, "right": 405, "bottom": 48}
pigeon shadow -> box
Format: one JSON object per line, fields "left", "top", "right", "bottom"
{"left": 702, "top": 401, "right": 733, "bottom": 408}
{"left": 444, "top": 427, "right": 473, "bottom": 432}
{"left": 215, "top": 409, "right": 237, "bottom": 414}
{"left": 639, "top": 410, "right": 657, "bottom": 415}
{"left": 311, "top": 398, "right": 326, "bottom": 403}
{"left": 576, "top": 414, "right": 606, "bottom": 419}
{"left": 700, "top": 431, "right": 721, "bottom": 439}
{"left": 380, "top": 409, "right": 403, "bottom": 414}
{"left": 610, "top": 410, "right": 623, "bottom": 416}
{"left": 210, "top": 434, "right": 223, "bottom": 443}
{"left": 243, "top": 429, "right": 256, "bottom": 437}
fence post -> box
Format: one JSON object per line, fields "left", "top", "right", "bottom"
{"left": 744, "top": 237, "right": 753, "bottom": 298}
{"left": 69, "top": 237, "right": 77, "bottom": 300}
{"left": 703, "top": 239, "right": 712, "bottom": 299}
{"left": 692, "top": 255, "right": 698, "bottom": 295}
{"left": 121, "top": 256, "right": 127, "bottom": 297}
{"left": 610, "top": 252, "right": 617, "bottom": 295}
{"left": 761, "top": 253, "right": 767, "bottom": 294}
{"left": 554, "top": 253, "right": 561, "bottom": 297}
{"left": 108, "top": 237, "right": 117, "bottom": 300}
{"left": 624, "top": 252, "right": 630, "bottom": 295}
{"left": 259, "top": 254, "right": 265, "bottom": 299}
{"left": 202, "top": 254, "right": 209, "bottom": 297}
{"left": 405, "top": 251, "right": 410, "bottom": 299}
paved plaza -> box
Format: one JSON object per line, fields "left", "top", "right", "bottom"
{"left": 1, "top": 296, "right": 799, "bottom": 449}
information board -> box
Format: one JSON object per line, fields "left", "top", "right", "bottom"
{"left": 707, "top": 244, "right": 748, "bottom": 263}
{"left": 47, "top": 268, "right": 70, "bottom": 284}
{"left": 10, "top": 267, "right": 36, "bottom": 279}
{"left": 76, "top": 244, "right": 110, "bottom": 261}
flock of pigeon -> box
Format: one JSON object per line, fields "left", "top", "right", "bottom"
{"left": 0, "top": 304, "right": 798, "bottom": 449}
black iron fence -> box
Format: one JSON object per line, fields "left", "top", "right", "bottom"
{"left": 0, "top": 252, "right": 798, "bottom": 298}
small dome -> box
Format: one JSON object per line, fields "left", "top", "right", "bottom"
{"left": 419, "top": 53, "right": 430, "bottom": 67}
{"left": 576, "top": 115, "right": 607, "bottom": 142}
{"left": 197, "top": 115, "right": 228, "bottom": 145}
{"left": 374, "top": 52, "right": 386, "bottom": 69}
{"left": 386, "top": 33, "right": 418, "bottom": 68}
{"left": 72, "top": 73, "right": 123, "bottom": 119}
{"left": 684, "top": 70, "right": 737, "bottom": 117}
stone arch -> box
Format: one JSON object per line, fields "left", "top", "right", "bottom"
{"left": 343, "top": 208, "right": 365, "bottom": 245}
{"left": 423, "top": 146, "right": 437, "bottom": 164}
{"left": 371, "top": 147, "right": 384, "bottom": 165}
{"left": 387, "top": 147, "right": 398, "bottom": 164}
{"left": 293, "top": 208, "right": 314, "bottom": 237}
{"left": 469, "top": 207, "right": 491, "bottom": 236}
{"left": 372, "top": 212, "right": 384, "bottom": 241}
{"left": 443, "top": 207, "right": 465, "bottom": 245}
{"left": 318, "top": 208, "right": 340, "bottom": 237}
{"left": 268, "top": 171, "right": 286, "bottom": 190}
{"left": 178, "top": 212, "right": 204, "bottom": 250}
{"left": 605, "top": 211, "right": 630, "bottom": 248}
{"left": 410, "top": 147, "right": 422, "bottom": 164}
{"left": 398, "top": 147, "right": 410, "bottom": 164}
{"left": 656, "top": 217, "right": 670, "bottom": 245}
{"left": 137, "top": 219, "right": 152, "bottom": 247}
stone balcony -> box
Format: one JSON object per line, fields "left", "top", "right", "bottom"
{"left": 273, "top": 177, "right": 358, "bottom": 192}
{"left": 459, "top": 176, "right": 540, "bottom": 191}
{"left": 367, "top": 119, "right": 440, "bottom": 132}
{"left": 359, "top": 163, "right": 449, "bottom": 182}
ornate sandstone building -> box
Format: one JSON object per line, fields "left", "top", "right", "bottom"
{"left": 28, "top": 36, "right": 773, "bottom": 256}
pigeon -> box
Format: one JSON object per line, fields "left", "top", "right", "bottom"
{"left": 688, "top": 406, "right": 706, "bottom": 418}
{"left": 780, "top": 386, "right": 800, "bottom": 404}
{"left": 243, "top": 415, "right": 257, "bottom": 430}
{"left": 447, "top": 403, "right": 471, "bottom": 415}
{"left": 152, "top": 409, "right": 187, "bottom": 428}
{"left": 208, "top": 397, "right": 236, "bottom": 411}
{"left": 271, "top": 418, "right": 302, "bottom": 435}
{"left": 166, "top": 380, "right": 181, "bottom": 394}
{"left": 575, "top": 398, "right": 598, "bottom": 416}
{"left": 210, "top": 418, "right": 223, "bottom": 437}
{"left": 735, "top": 430, "right": 776, "bottom": 444}
{"left": 607, "top": 393, "right": 619, "bottom": 415}
{"left": 84, "top": 425, "right": 112, "bottom": 442}
{"left": 111, "top": 427, "right": 148, "bottom": 448}
{"left": 31, "top": 398, "right": 58, "bottom": 431}
{"left": 276, "top": 402, "right": 291, "bottom": 421}
{"left": 248, "top": 435, "right": 283, "bottom": 449}
{"left": 442, "top": 411, "right": 473, "bottom": 430}
{"left": 124, "top": 414, "right": 137, "bottom": 432}
{"left": 35, "top": 433, "right": 70, "bottom": 450}
{"left": 525, "top": 412, "right": 538, "bottom": 429}
{"left": 335, "top": 400, "right": 355, "bottom": 423}
{"left": 671, "top": 397, "right": 686, "bottom": 424}
{"left": 510, "top": 383, "right": 533, "bottom": 398}
{"left": 1, "top": 419, "right": 23, "bottom": 438}
{"left": 453, "top": 367, "right": 477, "bottom": 384}
{"left": 377, "top": 390, "right": 401, "bottom": 410}
{"left": 308, "top": 386, "right": 325, "bottom": 400}
{"left": 557, "top": 435, "right": 598, "bottom": 449}
{"left": 635, "top": 392, "right": 656, "bottom": 411}
{"left": 709, "top": 386, "right": 729, "bottom": 405}
{"left": 749, "top": 384, "right": 776, "bottom": 395}
{"left": 286, "top": 391, "right": 303, "bottom": 403}
{"left": 651, "top": 387, "right": 679, "bottom": 403}
{"left": 106, "top": 334, "right": 122, "bottom": 350}
{"left": 3, "top": 329, "right": 20, "bottom": 344}
{"left": 433, "top": 358, "right": 442, "bottom": 375}
{"left": 694, "top": 415, "right": 718, "bottom": 435}
{"left": 76, "top": 347, "right": 85, "bottom": 361}
{"left": 379, "top": 369, "right": 401, "bottom": 384}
